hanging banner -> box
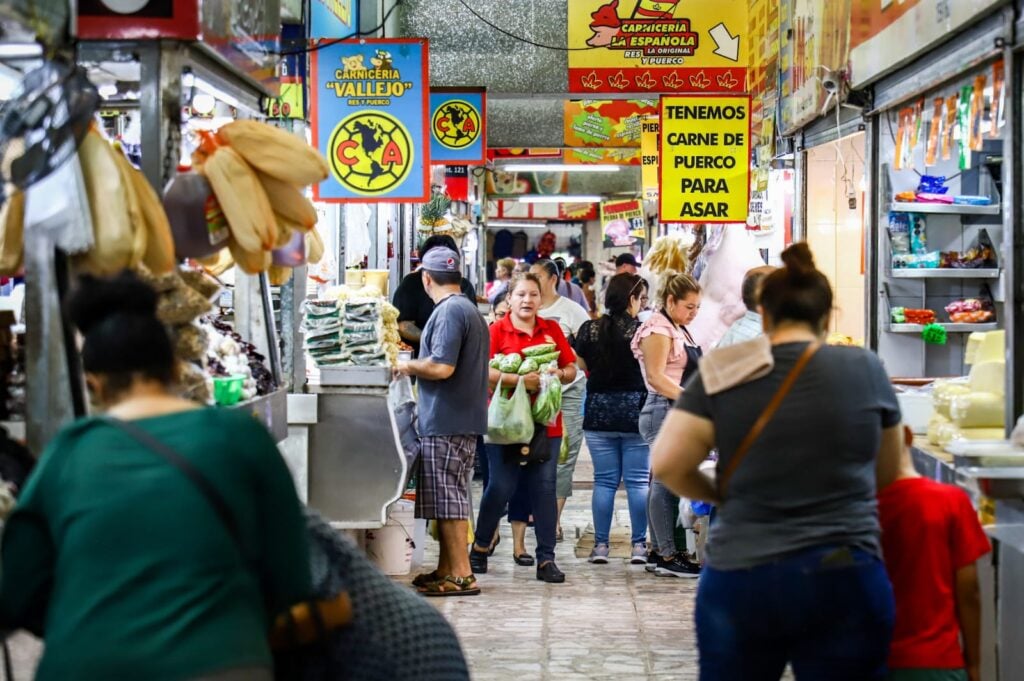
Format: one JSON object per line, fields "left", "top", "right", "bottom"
{"left": 601, "top": 199, "right": 646, "bottom": 247}
{"left": 311, "top": 38, "right": 431, "bottom": 203}
{"left": 564, "top": 99, "right": 658, "bottom": 147}
{"left": 659, "top": 94, "right": 751, "bottom": 224}
{"left": 309, "top": 0, "right": 358, "bottom": 39}
{"left": 264, "top": 24, "right": 306, "bottom": 120}
{"left": 641, "top": 115, "right": 659, "bottom": 201}
{"left": 567, "top": 0, "right": 748, "bottom": 94}
{"left": 429, "top": 88, "right": 487, "bottom": 165}
{"left": 485, "top": 170, "right": 568, "bottom": 196}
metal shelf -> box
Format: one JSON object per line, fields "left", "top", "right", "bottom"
{"left": 889, "top": 322, "right": 999, "bottom": 333}
{"left": 890, "top": 268, "right": 1001, "bottom": 279}
{"left": 887, "top": 202, "right": 1000, "bottom": 215}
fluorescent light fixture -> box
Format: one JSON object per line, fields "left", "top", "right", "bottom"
{"left": 192, "top": 93, "right": 216, "bottom": 115}
{"left": 193, "top": 76, "right": 241, "bottom": 110}
{"left": 0, "top": 43, "right": 42, "bottom": 59}
{"left": 516, "top": 195, "right": 602, "bottom": 203}
{"left": 501, "top": 164, "right": 621, "bottom": 173}
{"left": 487, "top": 221, "right": 549, "bottom": 228}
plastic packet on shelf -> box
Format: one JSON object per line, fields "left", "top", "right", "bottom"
{"left": 953, "top": 195, "right": 992, "bottom": 205}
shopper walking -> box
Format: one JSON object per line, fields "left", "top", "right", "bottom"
{"left": 651, "top": 243, "right": 903, "bottom": 681}
{"left": 715, "top": 266, "right": 774, "bottom": 348}
{"left": 393, "top": 235, "right": 478, "bottom": 357}
{"left": 632, "top": 272, "right": 703, "bottom": 578}
{"left": 530, "top": 259, "right": 590, "bottom": 542}
{"left": 574, "top": 273, "right": 651, "bottom": 564}
{"left": 552, "top": 256, "right": 591, "bottom": 312}
{"left": 487, "top": 257, "right": 516, "bottom": 305}
{"left": 0, "top": 272, "right": 310, "bottom": 681}
{"left": 879, "top": 427, "right": 989, "bottom": 681}
{"left": 471, "top": 274, "right": 578, "bottom": 584}
{"left": 398, "top": 247, "right": 490, "bottom": 597}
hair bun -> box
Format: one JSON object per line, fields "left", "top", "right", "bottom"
{"left": 780, "top": 242, "right": 818, "bottom": 277}
{"left": 69, "top": 271, "right": 159, "bottom": 336}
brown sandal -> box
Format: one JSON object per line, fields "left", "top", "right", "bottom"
{"left": 419, "top": 574, "right": 481, "bottom": 597}
{"left": 412, "top": 570, "right": 440, "bottom": 588}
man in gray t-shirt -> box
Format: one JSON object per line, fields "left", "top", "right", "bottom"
{"left": 398, "top": 247, "right": 489, "bottom": 593}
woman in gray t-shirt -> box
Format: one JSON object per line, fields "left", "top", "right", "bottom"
{"left": 651, "top": 243, "right": 903, "bottom": 681}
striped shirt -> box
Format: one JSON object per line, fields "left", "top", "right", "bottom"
{"left": 716, "top": 311, "right": 764, "bottom": 348}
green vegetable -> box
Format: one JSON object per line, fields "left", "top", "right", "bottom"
{"left": 523, "top": 343, "right": 557, "bottom": 358}
{"left": 518, "top": 358, "right": 539, "bottom": 375}
{"left": 499, "top": 352, "right": 523, "bottom": 373}
{"left": 532, "top": 374, "right": 563, "bottom": 425}
{"left": 489, "top": 354, "right": 505, "bottom": 370}
{"left": 922, "top": 323, "right": 948, "bottom": 345}
{"left": 531, "top": 351, "right": 561, "bottom": 365}
{"left": 558, "top": 435, "right": 570, "bottom": 464}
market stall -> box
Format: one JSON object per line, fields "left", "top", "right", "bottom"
{"left": 855, "top": 5, "right": 1022, "bottom": 678}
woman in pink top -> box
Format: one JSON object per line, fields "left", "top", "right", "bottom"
{"left": 632, "top": 273, "right": 703, "bottom": 577}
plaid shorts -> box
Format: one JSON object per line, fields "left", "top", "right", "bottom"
{"left": 415, "top": 435, "right": 477, "bottom": 520}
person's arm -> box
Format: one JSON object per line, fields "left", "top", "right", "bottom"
{"left": 955, "top": 563, "right": 983, "bottom": 681}
{"left": 490, "top": 368, "right": 540, "bottom": 392}
{"left": 398, "top": 321, "right": 423, "bottom": 345}
{"left": 400, "top": 358, "right": 455, "bottom": 381}
{"left": 640, "top": 334, "right": 682, "bottom": 401}
{"left": 550, "top": 321, "right": 579, "bottom": 385}
{"left": 875, "top": 424, "right": 904, "bottom": 491}
{"left": 651, "top": 409, "right": 720, "bottom": 504}
{"left": 576, "top": 355, "right": 589, "bottom": 373}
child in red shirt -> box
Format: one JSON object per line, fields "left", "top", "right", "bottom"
{"left": 878, "top": 427, "right": 992, "bottom": 681}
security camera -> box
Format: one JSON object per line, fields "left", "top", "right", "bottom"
{"left": 822, "top": 74, "right": 840, "bottom": 94}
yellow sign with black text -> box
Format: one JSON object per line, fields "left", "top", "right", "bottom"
{"left": 658, "top": 95, "right": 750, "bottom": 224}
{"left": 640, "top": 115, "right": 659, "bottom": 201}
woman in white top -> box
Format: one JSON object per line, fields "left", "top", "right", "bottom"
{"left": 531, "top": 259, "right": 590, "bottom": 541}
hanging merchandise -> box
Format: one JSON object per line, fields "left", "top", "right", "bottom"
{"left": 537, "top": 231, "right": 557, "bottom": 258}
{"left": 909, "top": 101, "right": 924, "bottom": 162}
{"left": 163, "top": 169, "right": 228, "bottom": 259}
{"left": 311, "top": 38, "right": 431, "bottom": 203}
{"left": 957, "top": 85, "right": 972, "bottom": 170}
{"left": 925, "top": 98, "right": 942, "bottom": 167}
{"left": 190, "top": 122, "right": 327, "bottom": 275}
{"left": 991, "top": 60, "right": 1005, "bottom": 138}
{"left": 345, "top": 204, "right": 373, "bottom": 268}
{"left": 942, "top": 94, "right": 958, "bottom": 161}
{"left": 969, "top": 74, "right": 986, "bottom": 152}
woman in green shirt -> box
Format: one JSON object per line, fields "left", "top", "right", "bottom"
{"left": 0, "top": 272, "right": 311, "bottom": 681}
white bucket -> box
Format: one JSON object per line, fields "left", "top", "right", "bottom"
{"left": 365, "top": 500, "right": 415, "bottom": 576}
{"left": 411, "top": 518, "right": 428, "bottom": 569}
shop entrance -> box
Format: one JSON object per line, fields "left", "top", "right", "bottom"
{"left": 805, "top": 132, "right": 867, "bottom": 343}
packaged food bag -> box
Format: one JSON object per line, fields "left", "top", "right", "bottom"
{"left": 532, "top": 373, "right": 563, "bottom": 426}
{"left": 486, "top": 376, "right": 535, "bottom": 445}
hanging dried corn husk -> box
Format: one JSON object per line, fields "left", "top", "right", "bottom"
{"left": 198, "top": 248, "right": 235, "bottom": 277}
{"left": 0, "top": 190, "right": 25, "bottom": 276}
{"left": 75, "top": 127, "right": 138, "bottom": 275}
{"left": 216, "top": 120, "right": 328, "bottom": 186}
{"left": 306, "top": 229, "right": 325, "bottom": 265}
{"left": 228, "top": 237, "right": 272, "bottom": 274}
{"left": 258, "top": 171, "right": 317, "bottom": 231}
{"left": 195, "top": 135, "right": 277, "bottom": 253}
{"left": 268, "top": 265, "right": 293, "bottom": 286}
{"left": 118, "top": 152, "right": 177, "bottom": 274}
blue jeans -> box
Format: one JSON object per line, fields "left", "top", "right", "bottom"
{"left": 639, "top": 394, "right": 678, "bottom": 556}
{"left": 474, "top": 439, "right": 561, "bottom": 564}
{"left": 585, "top": 431, "right": 649, "bottom": 545}
{"left": 696, "top": 545, "right": 895, "bottom": 681}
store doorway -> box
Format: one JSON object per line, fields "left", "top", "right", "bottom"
{"left": 805, "top": 132, "right": 867, "bottom": 342}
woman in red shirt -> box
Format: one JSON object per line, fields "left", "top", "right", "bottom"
{"left": 470, "top": 274, "right": 578, "bottom": 584}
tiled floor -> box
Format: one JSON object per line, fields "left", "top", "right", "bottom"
{"left": 420, "top": 448, "right": 706, "bottom": 681}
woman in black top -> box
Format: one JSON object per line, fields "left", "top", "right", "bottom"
{"left": 573, "top": 274, "right": 651, "bottom": 565}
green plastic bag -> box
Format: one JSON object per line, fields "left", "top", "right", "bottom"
{"left": 523, "top": 342, "right": 557, "bottom": 357}
{"left": 499, "top": 352, "right": 523, "bottom": 374}
{"left": 517, "top": 358, "right": 539, "bottom": 375}
{"left": 486, "top": 376, "right": 535, "bottom": 445}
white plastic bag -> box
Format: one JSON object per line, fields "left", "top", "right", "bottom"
{"left": 388, "top": 376, "right": 419, "bottom": 465}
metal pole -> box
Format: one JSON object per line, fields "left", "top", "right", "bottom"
{"left": 259, "top": 272, "right": 284, "bottom": 389}
{"left": 864, "top": 117, "right": 881, "bottom": 351}
{"left": 1004, "top": 33, "right": 1021, "bottom": 430}
{"left": 793, "top": 131, "right": 808, "bottom": 242}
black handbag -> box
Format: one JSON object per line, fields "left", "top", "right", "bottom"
{"left": 501, "top": 422, "right": 551, "bottom": 465}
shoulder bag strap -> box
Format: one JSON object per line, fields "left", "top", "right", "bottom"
{"left": 105, "top": 417, "right": 244, "bottom": 552}
{"left": 718, "top": 342, "right": 820, "bottom": 498}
